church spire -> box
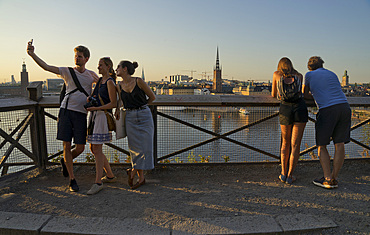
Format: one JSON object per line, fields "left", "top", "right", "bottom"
{"left": 215, "top": 46, "right": 220, "bottom": 70}
{"left": 213, "top": 46, "right": 222, "bottom": 92}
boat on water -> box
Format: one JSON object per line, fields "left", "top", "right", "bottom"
{"left": 157, "top": 106, "right": 187, "bottom": 111}
{"left": 239, "top": 108, "right": 250, "bottom": 115}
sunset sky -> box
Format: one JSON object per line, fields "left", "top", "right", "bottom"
{"left": 1, "top": 0, "right": 369, "bottom": 83}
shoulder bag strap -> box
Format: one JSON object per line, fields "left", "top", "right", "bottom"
{"left": 68, "top": 67, "right": 89, "bottom": 97}
{"left": 277, "top": 76, "right": 284, "bottom": 100}
{"left": 117, "top": 82, "right": 124, "bottom": 109}
{"left": 96, "top": 78, "right": 110, "bottom": 114}
{"left": 98, "top": 94, "right": 108, "bottom": 114}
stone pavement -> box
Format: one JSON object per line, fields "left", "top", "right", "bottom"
{"left": 0, "top": 210, "right": 337, "bottom": 234}
{"left": 1, "top": 160, "right": 369, "bottom": 234}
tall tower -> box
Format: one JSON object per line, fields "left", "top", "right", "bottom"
{"left": 20, "top": 60, "right": 29, "bottom": 97}
{"left": 212, "top": 47, "right": 222, "bottom": 92}
{"left": 342, "top": 70, "right": 349, "bottom": 87}
{"left": 141, "top": 67, "right": 145, "bottom": 81}
{"left": 11, "top": 75, "right": 16, "bottom": 84}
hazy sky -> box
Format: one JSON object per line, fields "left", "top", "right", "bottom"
{"left": 1, "top": 0, "right": 369, "bottom": 83}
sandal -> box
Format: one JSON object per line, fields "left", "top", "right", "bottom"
{"left": 126, "top": 168, "right": 133, "bottom": 187}
{"left": 279, "top": 174, "right": 287, "bottom": 183}
{"left": 131, "top": 179, "right": 145, "bottom": 190}
{"left": 285, "top": 176, "right": 297, "bottom": 185}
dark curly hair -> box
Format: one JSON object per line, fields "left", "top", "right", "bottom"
{"left": 307, "top": 56, "right": 324, "bottom": 71}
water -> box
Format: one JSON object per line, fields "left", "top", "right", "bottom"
{"left": 156, "top": 106, "right": 282, "bottom": 163}
{"left": 1, "top": 106, "right": 369, "bottom": 174}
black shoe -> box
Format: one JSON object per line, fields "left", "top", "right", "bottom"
{"left": 60, "top": 158, "right": 69, "bottom": 177}
{"left": 69, "top": 179, "right": 79, "bottom": 192}
{"left": 313, "top": 177, "right": 337, "bottom": 189}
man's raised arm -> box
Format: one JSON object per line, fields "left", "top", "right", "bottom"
{"left": 27, "top": 40, "right": 60, "bottom": 75}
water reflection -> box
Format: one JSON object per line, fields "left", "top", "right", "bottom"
{"left": 1, "top": 106, "right": 368, "bottom": 167}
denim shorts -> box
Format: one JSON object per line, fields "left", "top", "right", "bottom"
{"left": 316, "top": 103, "right": 351, "bottom": 146}
{"left": 279, "top": 98, "right": 308, "bottom": 125}
{"left": 57, "top": 108, "right": 87, "bottom": 144}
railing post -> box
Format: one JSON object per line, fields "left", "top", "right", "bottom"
{"left": 27, "top": 82, "right": 48, "bottom": 172}
{"left": 150, "top": 105, "right": 158, "bottom": 165}
{"left": 27, "top": 81, "right": 43, "bottom": 102}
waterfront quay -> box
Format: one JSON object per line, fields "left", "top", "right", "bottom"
{"left": 0, "top": 82, "right": 370, "bottom": 234}
{"left": 0, "top": 160, "right": 369, "bottom": 234}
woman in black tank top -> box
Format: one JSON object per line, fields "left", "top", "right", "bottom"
{"left": 271, "top": 57, "right": 308, "bottom": 185}
{"left": 115, "top": 60, "right": 156, "bottom": 190}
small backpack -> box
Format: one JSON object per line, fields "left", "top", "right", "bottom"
{"left": 277, "top": 75, "right": 302, "bottom": 102}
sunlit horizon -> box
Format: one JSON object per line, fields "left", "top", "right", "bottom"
{"left": 1, "top": 0, "right": 369, "bottom": 84}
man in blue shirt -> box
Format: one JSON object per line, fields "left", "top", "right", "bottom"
{"left": 303, "top": 56, "right": 351, "bottom": 189}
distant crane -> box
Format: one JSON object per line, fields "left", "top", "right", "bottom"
{"left": 182, "top": 70, "right": 197, "bottom": 79}
{"left": 201, "top": 71, "right": 212, "bottom": 80}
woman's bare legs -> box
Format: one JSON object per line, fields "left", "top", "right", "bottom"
{"left": 91, "top": 144, "right": 115, "bottom": 184}
{"left": 131, "top": 168, "right": 145, "bottom": 184}
{"left": 287, "top": 122, "right": 306, "bottom": 178}
{"left": 280, "top": 124, "right": 292, "bottom": 176}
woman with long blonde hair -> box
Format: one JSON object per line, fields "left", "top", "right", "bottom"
{"left": 271, "top": 57, "right": 308, "bottom": 184}
{"left": 86, "top": 57, "right": 117, "bottom": 195}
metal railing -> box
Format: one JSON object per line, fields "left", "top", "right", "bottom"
{"left": 1, "top": 82, "right": 369, "bottom": 176}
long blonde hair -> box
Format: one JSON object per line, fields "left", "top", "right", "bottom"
{"left": 100, "top": 57, "right": 116, "bottom": 81}
{"left": 277, "top": 57, "right": 299, "bottom": 78}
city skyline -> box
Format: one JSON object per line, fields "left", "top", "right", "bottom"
{"left": 0, "top": 0, "right": 369, "bottom": 84}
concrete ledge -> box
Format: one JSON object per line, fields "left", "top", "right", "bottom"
{"left": 0, "top": 211, "right": 337, "bottom": 235}
{"left": 172, "top": 215, "right": 282, "bottom": 234}
{"left": 276, "top": 213, "right": 337, "bottom": 232}
{"left": 40, "top": 216, "right": 170, "bottom": 235}
{"left": 0, "top": 211, "right": 51, "bottom": 235}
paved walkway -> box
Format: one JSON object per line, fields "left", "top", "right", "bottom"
{"left": 0, "top": 160, "right": 369, "bottom": 234}
{"left": 0, "top": 210, "right": 337, "bottom": 234}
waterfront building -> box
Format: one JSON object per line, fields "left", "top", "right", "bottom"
{"left": 20, "top": 61, "right": 29, "bottom": 97}
{"left": 0, "top": 62, "right": 29, "bottom": 98}
{"left": 233, "top": 83, "right": 272, "bottom": 96}
{"left": 342, "top": 70, "right": 349, "bottom": 87}
{"left": 194, "top": 88, "right": 211, "bottom": 95}
{"left": 0, "top": 85, "right": 22, "bottom": 98}
{"left": 156, "top": 85, "right": 196, "bottom": 95}
{"left": 156, "top": 84, "right": 169, "bottom": 95}
{"left": 169, "top": 86, "right": 196, "bottom": 95}
{"left": 212, "top": 47, "right": 222, "bottom": 92}
{"left": 169, "top": 75, "right": 189, "bottom": 84}
{"left": 45, "top": 78, "right": 64, "bottom": 91}
{"left": 341, "top": 70, "right": 352, "bottom": 95}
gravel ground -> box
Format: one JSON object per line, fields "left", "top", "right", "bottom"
{"left": 0, "top": 159, "right": 369, "bottom": 234}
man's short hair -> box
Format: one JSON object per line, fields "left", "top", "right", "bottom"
{"left": 307, "top": 56, "right": 324, "bottom": 71}
{"left": 74, "top": 45, "right": 90, "bottom": 58}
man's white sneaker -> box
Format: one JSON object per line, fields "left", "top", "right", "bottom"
{"left": 87, "top": 183, "right": 103, "bottom": 195}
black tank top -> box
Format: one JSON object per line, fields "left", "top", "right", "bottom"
{"left": 92, "top": 77, "right": 115, "bottom": 111}
{"left": 120, "top": 78, "right": 147, "bottom": 109}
